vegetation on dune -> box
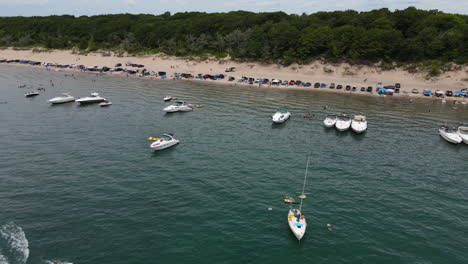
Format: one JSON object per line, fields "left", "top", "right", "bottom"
{"left": 0, "top": 7, "right": 467, "bottom": 70}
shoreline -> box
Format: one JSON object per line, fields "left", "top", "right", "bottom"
{"left": 1, "top": 48, "right": 467, "bottom": 102}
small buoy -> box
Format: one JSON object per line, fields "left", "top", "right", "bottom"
{"left": 327, "top": 223, "right": 332, "bottom": 231}
{"left": 268, "top": 207, "right": 272, "bottom": 211}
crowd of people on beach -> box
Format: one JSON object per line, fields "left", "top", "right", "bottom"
{"left": 1, "top": 58, "right": 467, "bottom": 101}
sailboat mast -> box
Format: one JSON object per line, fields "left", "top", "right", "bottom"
{"left": 299, "top": 156, "right": 310, "bottom": 212}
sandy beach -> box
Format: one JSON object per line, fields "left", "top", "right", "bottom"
{"left": 1, "top": 48, "right": 467, "bottom": 100}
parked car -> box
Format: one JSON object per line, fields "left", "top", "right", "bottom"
{"left": 345, "top": 85, "right": 351, "bottom": 91}
{"left": 115, "top": 63, "right": 122, "bottom": 67}
{"left": 320, "top": 83, "right": 327, "bottom": 88}
{"left": 367, "top": 86, "right": 373, "bottom": 92}
{"left": 352, "top": 87, "right": 357, "bottom": 91}
{"left": 360, "top": 87, "right": 366, "bottom": 92}
{"left": 225, "top": 67, "right": 236, "bottom": 72}
{"left": 395, "top": 83, "right": 401, "bottom": 89}
{"left": 412, "top": 89, "right": 419, "bottom": 94}
{"left": 336, "top": 85, "right": 343, "bottom": 89}
{"left": 329, "top": 83, "right": 335, "bottom": 89}
{"left": 446, "top": 90, "right": 453, "bottom": 96}
{"left": 314, "top": 82, "right": 320, "bottom": 88}
{"left": 395, "top": 88, "right": 400, "bottom": 93}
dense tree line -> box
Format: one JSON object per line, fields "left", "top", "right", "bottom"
{"left": 0, "top": 7, "right": 467, "bottom": 64}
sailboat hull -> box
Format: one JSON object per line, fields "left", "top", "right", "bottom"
{"left": 288, "top": 209, "right": 307, "bottom": 240}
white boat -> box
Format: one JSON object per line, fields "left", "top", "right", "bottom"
{"left": 99, "top": 100, "right": 112, "bottom": 107}
{"left": 323, "top": 113, "right": 337, "bottom": 128}
{"left": 150, "top": 134, "right": 180, "bottom": 151}
{"left": 25, "top": 91, "right": 39, "bottom": 97}
{"left": 163, "top": 101, "right": 193, "bottom": 112}
{"left": 439, "top": 125, "right": 462, "bottom": 144}
{"left": 287, "top": 157, "right": 310, "bottom": 241}
{"left": 335, "top": 114, "right": 351, "bottom": 131}
{"left": 457, "top": 126, "right": 468, "bottom": 144}
{"left": 351, "top": 115, "right": 367, "bottom": 133}
{"left": 272, "top": 108, "right": 291, "bottom": 123}
{"left": 164, "top": 96, "right": 172, "bottom": 102}
{"left": 76, "top": 93, "right": 105, "bottom": 104}
{"left": 48, "top": 93, "right": 75, "bottom": 104}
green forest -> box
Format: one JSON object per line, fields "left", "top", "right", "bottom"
{"left": 0, "top": 7, "right": 467, "bottom": 65}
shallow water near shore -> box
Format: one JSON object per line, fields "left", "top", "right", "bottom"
{"left": 0, "top": 65, "right": 467, "bottom": 264}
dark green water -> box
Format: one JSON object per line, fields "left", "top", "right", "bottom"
{"left": 0, "top": 65, "right": 467, "bottom": 264}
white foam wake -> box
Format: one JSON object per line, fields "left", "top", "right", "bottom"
{"left": 0, "top": 223, "right": 29, "bottom": 264}
{"left": 44, "top": 261, "right": 73, "bottom": 264}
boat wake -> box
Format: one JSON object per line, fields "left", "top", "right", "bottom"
{"left": 0, "top": 223, "right": 29, "bottom": 264}
{"left": 44, "top": 261, "right": 73, "bottom": 264}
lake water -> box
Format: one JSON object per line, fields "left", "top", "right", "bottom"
{"left": 0, "top": 65, "right": 467, "bottom": 264}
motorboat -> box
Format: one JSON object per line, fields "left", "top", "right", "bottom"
{"left": 335, "top": 114, "right": 351, "bottom": 131}
{"left": 48, "top": 93, "right": 75, "bottom": 104}
{"left": 150, "top": 134, "right": 180, "bottom": 151}
{"left": 351, "top": 115, "right": 367, "bottom": 133}
{"left": 323, "top": 114, "right": 337, "bottom": 128}
{"left": 439, "top": 125, "right": 462, "bottom": 144}
{"left": 99, "top": 100, "right": 112, "bottom": 107}
{"left": 76, "top": 92, "right": 105, "bottom": 104}
{"left": 25, "top": 91, "right": 39, "bottom": 97}
{"left": 163, "top": 101, "right": 193, "bottom": 112}
{"left": 272, "top": 108, "right": 291, "bottom": 123}
{"left": 164, "top": 96, "right": 172, "bottom": 102}
{"left": 457, "top": 126, "right": 468, "bottom": 144}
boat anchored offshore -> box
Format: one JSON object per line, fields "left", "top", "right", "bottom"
{"left": 163, "top": 101, "right": 193, "bottom": 112}
{"left": 351, "top": 115, "right": 367, "bottom": 133}
{"left": 48, "top": 93, "right": 75, "bottom": 104}
{"left": 439, "top": 125, "right": 462, "bottom": 144}
{"left": 25, "top": 91, "right": 39, "bottom": 97}
{"left": 76, "top": 93, "right": 105, "bottom": 104}
{"left": 272, "top": 108, "right": 291, "bottom": 123}
{"left": 335, "top": 114, "right": 351, "bottom": 131}
{"left": 164, "top": 96, "right": 172, "bottom": 102}
{"left": 456, "top": 126, "right": 468, "bottom": 144}
{"left": 323, "top": 113, "right": 337, "bottom": 128}
{"left": 287, "top": 157, "right": 310, "bottom": 241}
{"left": 150, "top": 134, "right": 180, "bottom": 151}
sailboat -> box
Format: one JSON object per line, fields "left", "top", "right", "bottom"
{"left": 287, "top": 157, "right": 310, "bottom": 240}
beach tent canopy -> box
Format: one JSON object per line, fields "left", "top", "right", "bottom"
{"left": 272, "top": 79, "right": 280, "bottom": 83}
{"left": 455, "top": 91, "right": 463, "bottom": 95}
{"left": 377, "top": 87, "right": 387, "bottom": 91}
{"left": 424, "top": 90, "right": 431, "bottom": 93}
{"left": 435, "top": 90, "right": 444, "bottom": 94}
{"left": 386, "top": 89, "right": 395, "bottom": 93}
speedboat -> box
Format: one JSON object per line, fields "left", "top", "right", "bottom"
{"left": 288, "top": 209, "right": 307, "bottom": 240}
{"left": 272, "top": 108, "right": 291, "bottom": 123}
{"left": 76, "top": 93, "right": 105, "bottom": 104}
{"left": 323, "top": 114, "right": 337, "bottom": 128}
{"left": 48, "top": 93, "right": 75, "bottom": 104}
{"left": 457, "top": 126, "right": 468, "bottom": 144}
{"left": 439, "top": 125, "right": 462, "bottom": 144}
{"left": 163, "top": 101, "right": 193, "bottom": 112}
{"left": 351, "top": 115, "right": 367, "bottom": 133}
{"left": 150, "top": 134, "right": 180, "bottom": 151}
{"left": 25, "top": 91, "right": 39, "bottom": 97}
{"left": 335, "top": 114, "right": 351, "bottom": 131}
{"left": 164, "top": 96, "right": 172, "bottom": 102}
{"left": 99, "top": 100, "right": 112, "bottom": 107}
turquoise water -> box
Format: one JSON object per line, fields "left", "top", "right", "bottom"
{"left": 0, "top": 65, "right": 467, "bottom": 264}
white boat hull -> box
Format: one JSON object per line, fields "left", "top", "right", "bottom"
{"left": 439, "top": 129, "right": 462, "bottom": 144}
{"left": 48, "top": 97, "right": 75, "bottom": 104}
{"left": 272, "top": 112, "right": 291, "bottom": 123}
{"left": 335, "top": 120, "right": 351, "bottom": 131}
{"left": 323, "top": 118, "right": 336, "bottom": 128}
{"left": 351, "top": 120, "right": 367, "bottom": 133}
{"left": 457, "top": 127, "right": 468, "bottom": 144}
{"left": 288, "top": 209, "right": 307, "bottom": 240}
{"left": 150, "top": 139, "right": 180, "bottom": 150}
{"left": 163, "top": 105, "right": 193, "bottom": 112}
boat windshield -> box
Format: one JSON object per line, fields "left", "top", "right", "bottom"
{"left": 459, "top": 127, "right": 468, "bottom": 134}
